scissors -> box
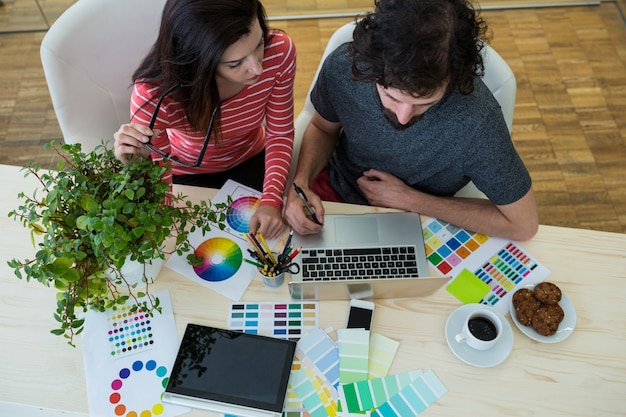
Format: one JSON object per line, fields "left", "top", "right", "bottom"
{"left": 279, "top": 261, "right": 300, "bottom": 275}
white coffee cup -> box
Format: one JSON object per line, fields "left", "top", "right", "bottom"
{"left": 454, "top": 308, "right": 502, "bottom": 350}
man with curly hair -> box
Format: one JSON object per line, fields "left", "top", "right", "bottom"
{"left": 285, "top": 0, "right": 538, "bottom": 241}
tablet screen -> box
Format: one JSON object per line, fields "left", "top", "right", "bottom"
{"left": 166, "top": 324, "right": 296, "bottom": 412}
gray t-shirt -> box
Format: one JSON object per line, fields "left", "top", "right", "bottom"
{"left": 310, "top": 43, "right": 531, "bottom": 206}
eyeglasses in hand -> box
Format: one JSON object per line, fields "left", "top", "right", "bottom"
{"left": 143, "top": 84, "right": 221, "bottom": 168}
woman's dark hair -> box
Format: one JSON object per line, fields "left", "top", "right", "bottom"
{"left": 350, "top": 0, "right": 489, "bottom": 97}
{"left": 133, "top": 0, "right": 269, "bottom": 134}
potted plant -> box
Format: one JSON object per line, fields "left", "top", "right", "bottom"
{"left": 7, "top": 141, "right": 229, "bottom": 346}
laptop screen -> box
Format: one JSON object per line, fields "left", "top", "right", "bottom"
{"left": 166, "top": 324, "right": 296, "bottom": 412}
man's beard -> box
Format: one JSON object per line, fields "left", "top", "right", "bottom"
{"left": 381, "top": 106, "right": 423, "bottom": 131}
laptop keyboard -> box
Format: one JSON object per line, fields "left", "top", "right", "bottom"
{"left": 299, "top": 246, "right": 420, "bottom": 281}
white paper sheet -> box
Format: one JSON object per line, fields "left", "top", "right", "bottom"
{"left": 82, "top": 290, "right": 189, "bottom": 417}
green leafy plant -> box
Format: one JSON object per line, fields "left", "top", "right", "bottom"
{"left": 8, "top": 141, "right": 229, "bottom": 345}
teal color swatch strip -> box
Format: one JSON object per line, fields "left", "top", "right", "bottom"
{"left": 370, "top": 370, "right": 447, "bottom": 416}
{"left": 338, "top": 328, "right": 371, "bottom": 384}
{"left": 340, "top": 370, "right": 423, "bottom": 413}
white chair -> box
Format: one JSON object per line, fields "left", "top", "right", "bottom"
{"left": 40, "top": 0, "right": 167, "bottom": 152}
{"left": 289, "top": 21, "right": 517, "bottom": 199}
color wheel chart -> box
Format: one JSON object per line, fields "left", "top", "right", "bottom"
{"left": 166, "top": 180, "right": 277, "bottom": 301}
{"left": 226, "top": 195, "right": 260, "bottom": 233}
{"left": 422, "top": 217, "right": 550, "bottom": 314}
{"left": 82, "top": 290, "right": 189, "bottom": 417}
{"left": 193, "top": 237, "right": 243, "bottom": 282}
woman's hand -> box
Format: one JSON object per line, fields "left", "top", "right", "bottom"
{"left": 113, "top": 123, "right": 154, "bottom": 163}
{"left": 249, "top": 205, "right": 287, "bottom": 240}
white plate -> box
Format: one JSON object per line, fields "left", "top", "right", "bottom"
{"left": 509, "top": 284, "right": 576, "bottom": 343}
{"left": 445, "top": 304, "right": 514, "bottom": 368}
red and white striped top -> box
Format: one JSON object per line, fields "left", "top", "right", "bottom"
{"left": 129, "top": 30, "right": 296, "bottom": 210}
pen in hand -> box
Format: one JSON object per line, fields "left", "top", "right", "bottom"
{"left": 293, "top": 183, "right": 322, "bottom": 225}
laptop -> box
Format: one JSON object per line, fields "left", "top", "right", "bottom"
{"left": 288, "top": 212, "right": 450, "bottom": 300}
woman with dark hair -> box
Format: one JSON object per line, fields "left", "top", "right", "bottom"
{"left": 114, "top": 0, "right": 295, "bottom": 239}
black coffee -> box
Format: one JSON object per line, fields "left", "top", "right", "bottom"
{"left": 468, "top": 316, "right": 498, "bottom": 341}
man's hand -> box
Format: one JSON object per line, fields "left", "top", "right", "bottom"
{"left": 357, "top": 168, "right": 412, "bottom": 210}
{"left": 284, "top": 183, "right": 324, "bottom": 235}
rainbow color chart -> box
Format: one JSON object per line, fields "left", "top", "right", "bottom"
{"left": 108, "top": 359, "right": 168, "bottom": 417}
{"left": 193, "top": 237, "right": 243, "bottom": 282}
{"left": 422, "top": 218, "right": 550, "bottom": 313}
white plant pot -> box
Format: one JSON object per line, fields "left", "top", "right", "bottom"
{"left": 122, "top": 256, "right": 164, "bottom": 286}
{"left": 107, "top": 256, "right": 164, "bottom": 287}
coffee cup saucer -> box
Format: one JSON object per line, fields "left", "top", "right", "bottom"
{"left": 445, "top": 304, "right": 514, "bottom": 368}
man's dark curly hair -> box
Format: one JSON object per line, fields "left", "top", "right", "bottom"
{"left": 349, "top": 0, "right": 489, "bottom": 97}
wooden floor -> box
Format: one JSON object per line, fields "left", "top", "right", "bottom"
{"left": 1, "top": 1, "right": 625, "bottom": 234}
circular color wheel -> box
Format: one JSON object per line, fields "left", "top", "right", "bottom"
{"left": 193, "top": 237, "right": 243, "bottom": 282}
{"left": 226, "top": 196, "right": 259, "bottom": 233}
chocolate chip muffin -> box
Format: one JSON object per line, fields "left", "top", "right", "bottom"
{"left": 533, "top": 282, "right": 562, "bottom": 305}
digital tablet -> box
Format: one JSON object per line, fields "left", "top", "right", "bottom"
{"left": 163, "top": 324, "right": 296, "bottom": 417}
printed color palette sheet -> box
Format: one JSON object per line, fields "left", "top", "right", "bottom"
{"left": 228, "top": 302, "right": 319, "bottom": 340}
{"left": 422, "top": 218, "right": 550, "bottom": 313}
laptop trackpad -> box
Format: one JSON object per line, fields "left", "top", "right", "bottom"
{"left": 335, "top": 216, "right": 380, "bottom": 244}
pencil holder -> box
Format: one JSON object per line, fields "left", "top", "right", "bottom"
{"left": 261, "top": 270, "right": 285, "bottom": 288}
{"left": 259, "top": 252, "right": 285, "bottom": 288}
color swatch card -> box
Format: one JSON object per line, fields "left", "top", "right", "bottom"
{"left": 228, "top": 302, "right": 319, "bottom": 340}
{"left": 368, "top": 333, "right": 401, "bottom": 379}
{"left": 422, "top": 217, "right": 551, "bottom": 314}
{"left": 338, "top": 370, "right": 423, "bottom": 414}
{"left": 167, "top": 180, "right": 278, "bottom": 301}
{"left": 370, "top": 370, "right": 448, "bottom": 417}
{"left": 283, "top": 354, "right": 310, "bottom": 415}
{"left": 82, "top": 290, "right": 189, "bottom": 417}
{"left": 338, "top": 328, "right": 371, "bottom": 384}
{"left": 296, "top": 327, "right": 341, "bottom": 390}
{"left": 290, "top": 328, "right": 341, "bottom": 417}
{"left": 290, "top": 363, "right": 339, "bottom": 417}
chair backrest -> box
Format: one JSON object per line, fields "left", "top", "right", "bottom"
{"left": 40, "top": 0, "right": 167, "bottom": 151}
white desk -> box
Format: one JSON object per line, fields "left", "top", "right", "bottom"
{"left": 1, "top": 163, "right": 625, "bottom": 417}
